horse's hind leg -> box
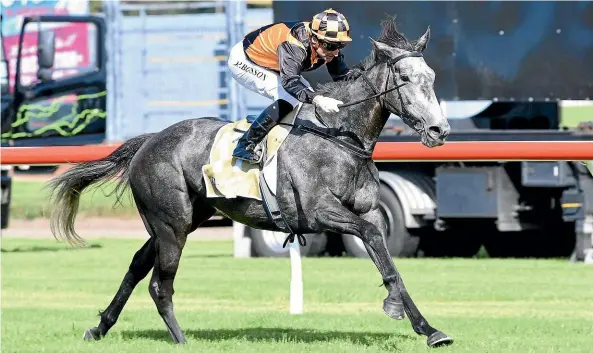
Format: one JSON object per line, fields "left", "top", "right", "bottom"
{"left": 147, "top": 234, "right": 186, "bottom": 343}
{"left": 140, "top": 196, "right": 215, "bottom": 344}
{"left": 83, "top": 236, "right": 156, "bottom": 341}
{"left": 316, "top": 204, "right": 453, "bottom": 348}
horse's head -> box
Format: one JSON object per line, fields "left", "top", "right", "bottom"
{"left": 365, "top": 20, "right": 450, "bottom": 147}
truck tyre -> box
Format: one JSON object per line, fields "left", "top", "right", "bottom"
{"left": 484, "top": 225, "right": 575, "bottom": 258}
{"left": 249, "top": 228, "right": 327, "bottom": 257}
{"left": 483, "top": 230, "right": 537, "bottom": 258}
{"left": 342, "top": 185, "right": 420, "bottom": 258}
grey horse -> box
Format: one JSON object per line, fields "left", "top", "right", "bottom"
{"left": 47, "top": 18, "right": 452, "bottom": 348}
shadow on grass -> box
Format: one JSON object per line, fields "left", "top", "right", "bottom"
{"left": 120, "top": 327, "right": 414, "bottom": 348}
{"left": 1, "top": 243, "right": 103, "bottom": 253}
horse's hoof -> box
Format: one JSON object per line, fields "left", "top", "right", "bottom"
{"left": 83, "top": 327, "right": 102, "bottom": 341}
{"left": 427, "top": 331, "right": 453, "bottom": 348}
{"left": 382, "top": 299, "right": 405, "bottom": 320}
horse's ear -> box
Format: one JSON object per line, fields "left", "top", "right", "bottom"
{"left": 369, "top": 37, "right": 392, "bottom": 58}
{"left": 414, "top": 26, "right": 430, "bottom": 52}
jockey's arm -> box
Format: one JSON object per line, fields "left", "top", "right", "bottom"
{"left": 277, "top": 41, "right": 317, "bottom": 104}
{"left": 327, "top": 52, "right": 362, "bottom": 82}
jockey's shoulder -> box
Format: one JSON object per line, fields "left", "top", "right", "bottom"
{"left": 254, "top": 21, "right": 312, "bottom": 49}
{"left": 285, "top": 21, "right": 313, "bottom": 47}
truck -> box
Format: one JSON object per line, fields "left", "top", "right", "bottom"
{"left": 232, "top": 1, "right": 593, "bottom": 261}
{"left": 1, "top": 0, "right": 108, "bottom": 229}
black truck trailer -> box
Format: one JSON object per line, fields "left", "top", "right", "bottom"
{"left": 234, "top": 1, "right": 593, "bottom": 261}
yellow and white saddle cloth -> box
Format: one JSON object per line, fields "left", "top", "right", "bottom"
{"left": 201, "top": 105, "right": 300, "bottom": 200}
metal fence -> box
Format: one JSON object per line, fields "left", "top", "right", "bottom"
{"left": 103, "top": 0, "right": 273, "bottom": 142}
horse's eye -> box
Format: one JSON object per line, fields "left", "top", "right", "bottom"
{"left": 401, "top": 75, "right": 410, "bottom": 82}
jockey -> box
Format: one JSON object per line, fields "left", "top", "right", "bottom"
{"left": 227, "top": 8, "right": 360, "bottom": 163}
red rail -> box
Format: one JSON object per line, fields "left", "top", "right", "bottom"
{"left": 1, "top": 145, "right": 122, "bottom": 165}
{"left": 2, "top": 141, "right": 593, "bottom": 165}
{"left": 373, "top": 141, "right": 593, "bottom": 161}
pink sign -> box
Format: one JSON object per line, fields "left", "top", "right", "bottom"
{"left": 4, "top": 22, "right": 90, "bottom": 92}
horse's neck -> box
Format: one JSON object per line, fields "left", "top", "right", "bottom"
{"left": 320, "top": 79, "right": 387, "bottom": 151}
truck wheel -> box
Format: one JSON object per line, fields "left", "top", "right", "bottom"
{"left": 483, "top": 230, "right": 536, "bottom": 258}
{"left": 484, "top": 225, "right": 575, "bottom": 258}
{"left": 249, "top": 228, "right": 327, "bottom": 257}
{"left": 342, "top": 185, "right": 420, "bottom": 258}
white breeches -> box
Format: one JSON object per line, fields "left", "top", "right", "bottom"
{"left": 227, "top": 41, "right": 312, "bottom": 107}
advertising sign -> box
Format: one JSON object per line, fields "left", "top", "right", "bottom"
{"left": 1, "top": 0, "right": 90, "bottom": 91}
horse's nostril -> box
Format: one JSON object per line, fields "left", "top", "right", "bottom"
{"left": 428, "top": 125, "right": 441, "bottom": 137}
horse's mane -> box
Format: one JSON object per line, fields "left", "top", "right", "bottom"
{"left": 315, "top": 16, "right": 415, "bottom": 96}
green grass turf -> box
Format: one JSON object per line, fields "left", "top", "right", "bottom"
{"left": 2, "top": 238, "right": 592, "bottom": 353}
{"left": 9, "top": 179, "right": 137, "bottom": 220}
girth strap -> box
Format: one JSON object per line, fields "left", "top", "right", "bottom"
{"left": 259, "top": 166, "right": 306, "bottom": 248}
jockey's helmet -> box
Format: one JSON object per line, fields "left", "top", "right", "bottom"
{"left": 309, "top": 8, "right": 352, "bottom": 49}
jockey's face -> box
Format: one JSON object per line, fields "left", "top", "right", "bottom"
{"left": 312, "top": 36, "right": 346, "bottom": 62}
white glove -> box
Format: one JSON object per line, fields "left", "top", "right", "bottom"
{"left": 312, "top": 95, "right": 343, "bottom": 113}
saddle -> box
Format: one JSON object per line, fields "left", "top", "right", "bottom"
{"left": 202, "top": 104, "right": 305, "bottom": 243}
{"left": 202, "top": 104, "right": 301, "bottom": 198}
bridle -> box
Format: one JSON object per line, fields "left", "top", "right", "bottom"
{"left": 282, "top": 51, "right": 424, "bottom": 160}
{"left": 339, "top": 51, "right": 423, "bottom": 109}
{"left": 350, "top": 51, "right": 424, "bottom": 132}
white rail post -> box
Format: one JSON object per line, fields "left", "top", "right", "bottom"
{"left": 289, "top": 240, "right": 303, "bottom": 314}
{"left": 232, "top": 221, "right": 251, "bottom": 258}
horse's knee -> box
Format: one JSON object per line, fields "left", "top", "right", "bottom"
{"left": 360, "top": 224, "right": 382, "bottom": 244}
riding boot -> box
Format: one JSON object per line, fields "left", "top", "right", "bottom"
{"left": 233, "top": 99, "right": 293, "bottom": 164}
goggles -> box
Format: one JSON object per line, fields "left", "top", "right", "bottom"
{"left": 319, "top": 40, "right": 347, "bottom": 51}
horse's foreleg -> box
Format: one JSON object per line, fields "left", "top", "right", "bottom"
{"left": 319, "top": 207, "right": 409, "bottom": 319}
{"left": 316, "top": 205, "right": 453, "bottom": 347}
{"left": 84, "top": 236, "right": 156, "bottom": 341}
{"left": 357, "top": 209, "right": 406, "bottom": 320}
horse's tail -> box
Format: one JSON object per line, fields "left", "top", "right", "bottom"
{"left": 47, "top": 133, "right": 155, "bottom": 247}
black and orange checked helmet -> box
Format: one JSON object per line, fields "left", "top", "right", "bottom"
{"left": 309, "top": 8, "right": 352, "bottom": 44}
